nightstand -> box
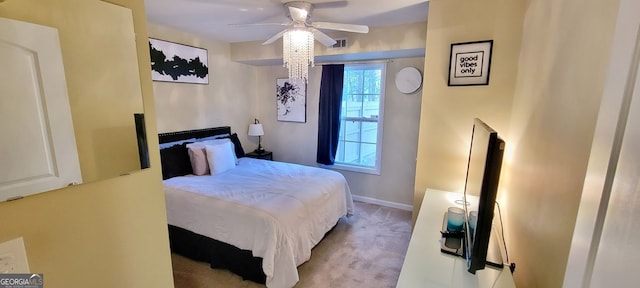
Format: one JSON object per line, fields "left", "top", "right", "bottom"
{"left": 245, "top": 150, "right": 273, "bottom": 160}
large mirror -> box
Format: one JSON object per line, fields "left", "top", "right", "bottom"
{"left": 0, "top": 0, "right": 148, "bottom": 201}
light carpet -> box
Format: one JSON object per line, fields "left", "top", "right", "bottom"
{"left": 171, "top": 201, "right": 412, "bottom": 288}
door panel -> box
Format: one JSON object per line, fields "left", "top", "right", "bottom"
{"left": 0, "top": 17, "right": 81, "bottom": 201}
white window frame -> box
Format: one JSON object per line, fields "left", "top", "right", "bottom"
{"left": 330, "top": 62, "right": 386, "bottom": 175}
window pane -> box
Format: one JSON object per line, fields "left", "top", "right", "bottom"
{"left": 359, "top": 142, "right": 377, "bottom": 166}
{"left": 344, "top": 121, "right": 361, "bottom": 142}
{"left": 363, "top": 100, "right": 379, "bottom": 118}
{"left": 345, "top": 98, "right": 362, "bottom": 118}
{"left": 361, "top": 121, "right": 378, "bottom": 143}
{"left": 344, "top": 70, "right": 363, "bottom": 95}
{"left": 338, "top": 141, "right": 377, "bottom": 167}
{"left": 343, "top": 141, "right": 360, "bottom": 164}
{"left": 340, "top": 99, "right": 362, "bottom": 117}
{"left": 335, "top": 140, "right": 345, "bottom": 162}
{"left": 363, "top": 69, "right": 380, "bottom": 94}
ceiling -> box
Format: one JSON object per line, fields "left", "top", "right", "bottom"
{"left": 144, "top": 0, "right": 430, "bottom": 43}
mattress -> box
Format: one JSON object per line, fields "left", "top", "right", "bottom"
{"left": 163, "top": 157, "right": 354, "bottom": 288}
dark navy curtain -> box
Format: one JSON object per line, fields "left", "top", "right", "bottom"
{"left": 316, "top": 64, "right": 345, "bottom": 165}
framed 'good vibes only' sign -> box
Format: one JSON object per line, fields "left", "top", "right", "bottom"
{"left": 448, "top": 40, "right": 493, "bottom": 86}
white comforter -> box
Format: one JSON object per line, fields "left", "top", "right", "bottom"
{"left": 163, "top": 158, "right": 354, "bottom": 288}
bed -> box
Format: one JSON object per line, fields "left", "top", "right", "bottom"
{"left": 158, "top": 126, "right": 354, "bottom": 288}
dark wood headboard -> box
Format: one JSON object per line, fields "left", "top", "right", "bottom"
{"left": 158, "top": 126, "right": 231, "bottom": 144}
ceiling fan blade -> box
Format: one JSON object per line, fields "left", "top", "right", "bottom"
{"left": 230, "top": 21, "right": 291, "bottom": 28}
{"left": 310, "top": 28, "right": 337, "bottom": 47}
{"left": 288, "top": 6, "right": 309, "bottom": 22}
{"left": 262, "top": 29, "right": 287, "bottom": 45}
{"left": 312, "top": 22, "right": 369, "bottom": 33}
{"left": 313, "top": 0, "right": 348, "bottom": 9}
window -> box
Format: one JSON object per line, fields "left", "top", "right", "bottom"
{"left": 334, "top": 63, "right": 386, "bottom": 174}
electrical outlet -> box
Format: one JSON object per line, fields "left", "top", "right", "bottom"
{"left": 0, "top": 237, "right": 29, "bottom": 273}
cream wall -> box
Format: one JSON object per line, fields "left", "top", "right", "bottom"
{"left": 0, "top": 0, "right": 174, "bottom": 288}
{"left": 503, "top": 0, "right": 619, "bottom": 286}
{"left": 254, "top": 57, "right": 424, "bottom": 206}
{"left": 413, "top": 0, "right": 524, "bottom": 220}
{"left": 149, "top": 23, "right": 257, "bottom": 143}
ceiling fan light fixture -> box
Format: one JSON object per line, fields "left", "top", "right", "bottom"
{"left": 283, "top": 27, "right": 314, "bottom": 82}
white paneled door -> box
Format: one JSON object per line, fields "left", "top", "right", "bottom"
{"left": 0, "top": 17, "right": 81, "bottom": 202}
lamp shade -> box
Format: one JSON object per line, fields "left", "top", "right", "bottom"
{"left": 248, "top": 123, "right": 264, "bottom": 136}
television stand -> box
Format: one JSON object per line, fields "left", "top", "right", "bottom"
{"left": 397, "top": 189, "right": 515, "bottom": 288}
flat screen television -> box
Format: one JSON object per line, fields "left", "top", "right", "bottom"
{"left": 463, "top": 118, "right": 505, "bottom": 274}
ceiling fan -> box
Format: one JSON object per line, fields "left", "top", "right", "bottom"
{"left": 232, "top": 1, "right": 369, "bottom": 80}
{"left": 239, "top": 1, "right": 370, "bottom": 47}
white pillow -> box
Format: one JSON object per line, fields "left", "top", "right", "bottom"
{"left": 186, "top": 138, "right": 235, "bottom": 175}
{"left": 205, "top": 141, "right": 236, "bottom": 175}
{"left": 199, "top": 138, "right": 239, "bottom": 164}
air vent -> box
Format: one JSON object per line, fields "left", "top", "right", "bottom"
{"left": 331, "top": 38, "right": 348, "bottom": 49}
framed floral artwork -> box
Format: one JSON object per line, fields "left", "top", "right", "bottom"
{"left": 276, "top": 79, "right": 306, "bottom": 122}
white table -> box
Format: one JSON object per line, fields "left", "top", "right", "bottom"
{"left": 396, "top": 189, "right": 515, "bottom": 288}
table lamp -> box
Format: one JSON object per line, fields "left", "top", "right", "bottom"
{"left": 248, "top": 118, "right": 265, "bottom": 154}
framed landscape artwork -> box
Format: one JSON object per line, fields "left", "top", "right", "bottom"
{"left": 276, "top": 79, "right": 306, "bottom": 123}
{"left": 149, "top": 38, "right": 209, "bottom": 84}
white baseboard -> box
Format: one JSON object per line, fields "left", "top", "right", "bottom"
{"left": 352, "top": 195, "right": 413, "bottom": 211}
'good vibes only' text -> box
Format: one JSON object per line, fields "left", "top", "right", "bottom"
{"left": 458, "top": 55, "right": 479, "bottom": 75}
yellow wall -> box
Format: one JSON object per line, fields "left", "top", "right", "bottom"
{"left": 413, "top": 0, "right": 524, "bottom": 221}
{"left": 503, "top": 0, "right": 619, "bottom": 286}
{"left": 62, "top": 1, "right": 144, "bottom": 182}
{"left": 0, "top": 1, "right": 174, "bottom": 288}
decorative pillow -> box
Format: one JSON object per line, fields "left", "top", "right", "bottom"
{"left": 186, "top": 142, "right": 209, "bottom": 175}
{"left": 205, "top": 141, "right": 236, "bottom": 175}
{"left": 159, "top": 143, "right": 192, "bottom": 179}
